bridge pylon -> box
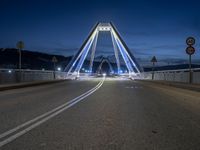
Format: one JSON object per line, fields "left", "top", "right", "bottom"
{"left": 64, "top": 22, "right": 143, "bottom": 77}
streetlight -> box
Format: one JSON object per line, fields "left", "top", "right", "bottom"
{"left": 57, "top": 67, "right": 61, "bottom": 71}
{"left": 151, "top": 56, "right": 157, "bottom": 80}
{"left": 16, "top": 41, "right": 24, "bottom": 82}
{"left": 16, "top": 41, "right": 24, "bottom": 70}
{"left": 52, "top": 56, "right": 58, "bottom": 79}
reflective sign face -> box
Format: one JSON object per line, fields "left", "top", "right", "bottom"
{"left": 186, "top": 37, "right": 195, "bottom": 46}
{"left": 52, "top": 56, "right": 58, "bottom": 63}
{"left": 151, "top": 56, "right": 157, "bottom": 63}
{"left": 16, "top": 41, "right": 24, "bottom": 49}
{"left": 186, "top": 46, "right": 195, "bottom": 55}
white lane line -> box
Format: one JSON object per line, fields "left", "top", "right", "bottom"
{"left": 0, "top": 79, "right": 103, "bottom": 139}
{"left": 0, "top": 78, "right": 104, "bottom": 147}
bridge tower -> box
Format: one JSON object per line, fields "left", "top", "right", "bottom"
{"left": 64, "top": 22, "right": 143, "bottom": 77}
{"left": 96, "top": 57, "right": 114, "bottom": 75}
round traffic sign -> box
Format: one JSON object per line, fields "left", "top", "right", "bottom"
{"left": 186, "top": 37, "right": 195, "bottom": 46}
{"left": 186, "top": 46, "right": 195, "bottom": 55}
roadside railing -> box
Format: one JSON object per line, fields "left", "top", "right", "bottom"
{"left": 0, "top": 69, "right": 68, "bottom": 84}
{"left": 3, "top": 68, "right": 198, "bottom": 84}
{"left": 141, "top": 68, "right": 200, "bottom": 84}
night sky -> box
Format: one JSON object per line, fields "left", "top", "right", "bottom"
{"left": 0, "top": 0, "right": 200, "bottom": 66}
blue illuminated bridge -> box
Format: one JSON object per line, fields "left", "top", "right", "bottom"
{"left": 64, "top": 22, "right": 143, "bottom": 78}
{"left": 0, "top": 23, "right": 200, "bottom": 150}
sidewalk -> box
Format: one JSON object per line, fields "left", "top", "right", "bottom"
{"left": 0, "top": 79, "right": 67, "bottom": 91}
{"left": 136, "top": 80, "right": 200, "bottom": 92}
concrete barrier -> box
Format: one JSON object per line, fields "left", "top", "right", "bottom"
{"left": 0, "top": 69, "right": 67, "bottom": 84}
{"left": 141, "top": 68, "right": 200, "bottom": 84}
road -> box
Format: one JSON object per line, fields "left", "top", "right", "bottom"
{"left": 0, "top": 78, "right": 200, "bottom": 150}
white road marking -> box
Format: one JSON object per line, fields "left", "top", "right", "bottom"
{"left": 0, "top": 79, "right": 102, "bottom": 139}
{"left": 0, "top": 78, "right": 105, "bottom": 147}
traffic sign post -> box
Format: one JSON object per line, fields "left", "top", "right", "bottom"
{"left": 189, "top": 54, "right": 192, "bottom": 83}
{"left": 185, "top": 37, "right": 196, "bottom": 84}
{"left": 186, "top": 46, "right": 195, "bottom": 55}
{"left": 16, "top": 41, "right": 24, "bottom": 82}
{"left": 186, "top": 37, "right": 195, "bottom": 46}
{"left": 151, "top": 56, "right": 157, "bottom": 80}
{"left": 52, "top": 56, "right": 58, "bottom": 79}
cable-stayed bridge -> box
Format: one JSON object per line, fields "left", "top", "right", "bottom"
{"left": 64, "top": 22, "right": 143, "bottom": 78}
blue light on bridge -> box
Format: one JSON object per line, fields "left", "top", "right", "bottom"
{"left": 65, "top": 23, "right": 142, "bottom": 76}
{"left": 57, "top": 67, "right": 61, "bottom": 71}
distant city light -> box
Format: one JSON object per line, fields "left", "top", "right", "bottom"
{"left": 42, "top": 68, "right": 45, "bottom": 71}
{"left": 103, "top": 73, "right": 106, "bottom": 77}
{"left": 84, "top": 69, "right": 91, "bottom": 73}
{"left": 8, "top": 70, "right": 12, "bottom": 73}
{"left": 57, "top": 67, "right": 61, "bottom": 71}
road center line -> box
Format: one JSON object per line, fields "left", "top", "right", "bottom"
{"left": 0, "top": 78, "right": 104, "bottom": 147}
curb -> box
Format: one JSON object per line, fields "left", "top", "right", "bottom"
{"left": 0, "top": 80, "right": 68, "bottom": 92}
{"left": 135, "top": 80, "right": 200, "bottom": 92}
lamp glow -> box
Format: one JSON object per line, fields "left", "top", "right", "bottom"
{"left": 57, "top": 67, "right": 61, "bottom": 71}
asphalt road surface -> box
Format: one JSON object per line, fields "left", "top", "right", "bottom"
{"left": 0, "top": 78, "right": 200, "bottom": 150}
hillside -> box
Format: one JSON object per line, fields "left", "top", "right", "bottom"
{"left": 1, "top": 48, "right": 199, "bottom": 72}
{"left": 0, "top": 48, "right": 72, "bottom": 70}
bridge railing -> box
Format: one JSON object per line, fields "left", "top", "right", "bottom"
{"left": 0, "top": 69, "right": 68, "bottom": 84}
{"left": 141, "top": 68, "right": 200, "bottom": 84}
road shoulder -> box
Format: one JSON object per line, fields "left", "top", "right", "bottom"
{"left": 0, "top": 80, "right": 68, "bottom": 91}
{"left": 135, "top": 80, "right": 200, "bottom": 92}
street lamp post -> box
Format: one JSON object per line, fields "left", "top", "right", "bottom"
{"left": 151, "top": 56, "right": 157, "bottom": 80}
{"left": 16, "top": 41, "right": 24, "bottom": 70}
{"left": 16, "top": 41, "right": 24, "bottom": 82}
{"left": 52, "top": 56, "right": 58, "bottom": 80}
